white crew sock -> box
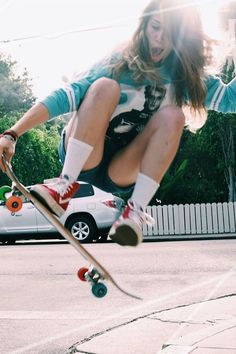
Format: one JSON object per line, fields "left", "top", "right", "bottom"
{"left": 62, "top": 137, "right": 93, "bottom": 181}
{"left": 130, "top": 172, "right": 160, "bottom": 209}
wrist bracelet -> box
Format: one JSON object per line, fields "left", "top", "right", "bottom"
{"left": 0, "top": 134, "right": 16, "bottom": 143}
{"left": 2, "top": 129, "right": 18, "bottom": 142}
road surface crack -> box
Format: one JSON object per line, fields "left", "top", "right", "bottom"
{"left": 65, "top": 293, "right": 236, "bottom": 354}
{"left": 146, "top": 317, "right": 210, "bottom": 325}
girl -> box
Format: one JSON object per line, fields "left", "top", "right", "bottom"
{"left": 0, "top": 0, "right": 236, "bottom": 246}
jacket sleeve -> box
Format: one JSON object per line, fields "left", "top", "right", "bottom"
{"left": 205, "top": 75, "right": 236, "bottom": 113}
{"left": 40, "top": 58, "right": 114, "bottom": 119}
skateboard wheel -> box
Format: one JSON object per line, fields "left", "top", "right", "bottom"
{"left": 6, "top": 196, "right": 23, "bottom": 212}
{"left": 92, "top": 282, "right": 107, "bottom": 298}
{"left": 0, "top": 186, "right": 12, "bottom": 201}
{"left": 77, "top": 267, "right": 89, "bottom": 281}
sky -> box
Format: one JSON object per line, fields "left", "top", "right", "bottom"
{"left": 0, "top": 0, "right": 231, "bottom": 101}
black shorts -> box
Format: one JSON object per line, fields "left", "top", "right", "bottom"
{"left": 58, "top": 130, "right": 134, "bottom": 200}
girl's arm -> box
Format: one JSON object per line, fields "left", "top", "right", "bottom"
{"left": 0, "top": 56, "right": 114, "bottom": 171}
{"left": 41, "top": 57, "right": 114, "bottom": 119}
{"left": 205, "top": 76, "right": 236, "bottom": 113}
{"left": 11, "top": 103, "right": 49, "bottom": 137}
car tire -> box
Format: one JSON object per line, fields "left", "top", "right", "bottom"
{"left": 66, "top": 215, "right": 97, "bottom": 243}
{"left": 7, "top": 239, "right": 16, "bottom": 245}
{"left": 0, "top": 240, "right": 7, "bottom": 245}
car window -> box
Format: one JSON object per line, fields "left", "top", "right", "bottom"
{"left": 15, "top": 194, "right": 29, "bottom": 203}
{"left": 73, "top": 184, "right": 94, "bottom": 198}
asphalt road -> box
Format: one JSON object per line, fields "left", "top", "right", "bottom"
{"left": 0, "top": 239, "right": 235, "bottom": 354}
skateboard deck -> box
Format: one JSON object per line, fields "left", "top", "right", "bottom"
{"left": 2, "top": 156, "right": 141, "bottom": 300}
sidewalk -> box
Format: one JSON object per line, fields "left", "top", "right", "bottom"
{"left": 65, "top": 295, "right": 236, "bottom": 354}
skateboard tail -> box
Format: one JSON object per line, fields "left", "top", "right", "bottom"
{"left": 106, "top": 274, "right": 142, "bottom": 300}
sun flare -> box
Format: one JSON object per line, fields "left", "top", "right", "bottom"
{"left": 197, "top": 0, "right": 231, "bottom": 39}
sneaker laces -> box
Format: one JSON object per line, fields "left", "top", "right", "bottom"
{"left": 127, "top": 200, "right": 155, "bottom": 226}
{"left": 43, "top": 176, "right": 75, "bottom": 197}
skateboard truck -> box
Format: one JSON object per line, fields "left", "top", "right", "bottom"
{"left": 77, "top": 266, "right": 108, "bottom": 298}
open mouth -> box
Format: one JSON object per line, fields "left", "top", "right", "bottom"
{"left": 151, "top": 48, "right": 164, "bottom": 62}
{"left": 151, "top": 47, "right": 165, "bottom": 62}
{"left": 152, "top": 48, "right": 164, "bottom": 56}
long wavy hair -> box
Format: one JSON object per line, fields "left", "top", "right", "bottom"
{"left": 111, "top": 0, "right": 215, "bottom": 131}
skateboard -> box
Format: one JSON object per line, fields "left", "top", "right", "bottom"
{"left": 1, "top": 156, "right": 141, "bottom": 300}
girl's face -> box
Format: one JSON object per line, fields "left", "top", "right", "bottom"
{"left": 146, "top": 14, "right": 172, "bottom": 63}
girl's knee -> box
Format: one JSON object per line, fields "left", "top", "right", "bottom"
{"left": 154, "top": 105, "right": 185, "bottom": 132}
{"left": 88, "top": 78, "right": 120, "bottom": 102}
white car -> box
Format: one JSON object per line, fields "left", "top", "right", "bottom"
{"left": 0, "top": 182, "right": 124, "bottom": 245}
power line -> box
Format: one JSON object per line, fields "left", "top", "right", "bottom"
{"left": 0, "top": 0, "right": 223, "bottom": 45}
{"left": 0, "top": 23, "right": 128, "bottom": 44}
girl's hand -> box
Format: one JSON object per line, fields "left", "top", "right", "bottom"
{"left": 0, "top": 135, "right": 16, "bottom": 172}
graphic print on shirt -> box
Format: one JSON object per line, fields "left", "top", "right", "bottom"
{"left": 106, "top": 84, "right": 166, "bottom": 146}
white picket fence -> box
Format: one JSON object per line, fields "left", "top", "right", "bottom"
{"left": 143, "top": 202, "right": 236, "bottom": 238}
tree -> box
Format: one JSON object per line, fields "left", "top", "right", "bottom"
{"left": 216, "top": 60, "right": 236, "bottom": 201}
{"left": 156, "top": 121, "right": 227, "bottom": 205}
{"left": 213, "top": 111, "right": 236, "bottom": 202}
{"left": 155, "top": 159, "right": 189, "bottom": 203}
{"left": 0, "top": 114, "right": 61, "bottom": 187}
{"left": 156, "top": 58, "right": 236, "bottom": 205}
{"left": 0, "top": 54, "right": 62, "bottom": 186}
{"left": 0, "top": 54, "right": 35, "bottom": 116}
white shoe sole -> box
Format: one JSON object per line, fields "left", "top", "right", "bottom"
{"left": 30, "top": 185, "right": 64, "bottom": 218}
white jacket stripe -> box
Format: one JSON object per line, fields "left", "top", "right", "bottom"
{"left": 63, "top": 85, "right": 76, "bottom": 112}
{"left": 214, "top": 85, "right": 226, "bottom": 111}
{"left": 209, "top": 85, "right": 223, "bottom": 110}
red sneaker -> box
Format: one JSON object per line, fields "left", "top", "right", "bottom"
{"left": 109, "top": 200, "right": 155, "bottom": 246}
{"left": 30, "top": 175, "right": 80, "bottom": 217}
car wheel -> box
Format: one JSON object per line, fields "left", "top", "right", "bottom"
{"left": 0, "top": 238, "right": 16, "bottom": 245}
{"left": 0, "top": 240, "right": 7, "bottom": 245}
{"left": 6, "top": 239, "right": 16, "bottom": 245}
{"left": 66, "top": 215, "right": 97, "bottom": 243}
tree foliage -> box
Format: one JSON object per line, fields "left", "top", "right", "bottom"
{"left": 0, "top": 54, "right": 35, "bottom": 116}
{"left": 215, "top": 60, "right": 236, "bottom": 201}
{"left": 0, "top": 114, "right": 61, "bottom": 187}
{"left": 156, "top": 59, "right": 236, "bottom": 204}
{"left": 157, "top": 111, "right": 236, "bottom": 205}
{"left": 156, "top": 119, "right": 225, "bottom": 205}
{"left": 0, "top": 54, "right": 61, "bottom": 187}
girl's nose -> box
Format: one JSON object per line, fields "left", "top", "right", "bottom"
{"left": 155, "top": 30, "right": 163, "bottom": 42}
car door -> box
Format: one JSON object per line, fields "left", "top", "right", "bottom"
{"left": 35, "top": 209, "right": 56, "bottom": 232}
{"left": 0, "top": 199, "right": 38, "bottom": 234}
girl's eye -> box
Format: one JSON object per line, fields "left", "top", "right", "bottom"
{"left": 152, "top": 24, "right": 161, "bottom": 31}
